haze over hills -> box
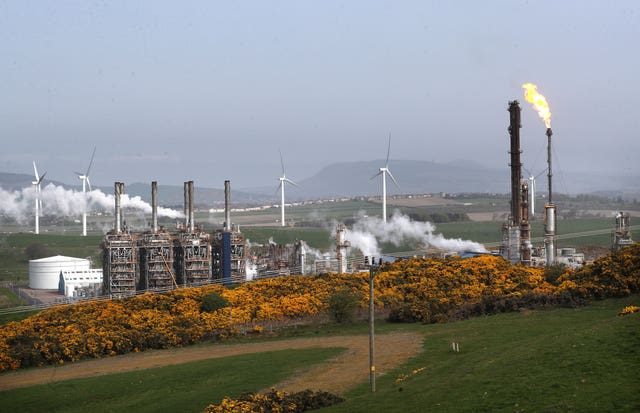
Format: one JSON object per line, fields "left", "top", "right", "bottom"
{"left": 2, "top": 159, "right": 639, "bottom": 206}
{"left": 244, "top": 160, "right": 640, "bottom": 201}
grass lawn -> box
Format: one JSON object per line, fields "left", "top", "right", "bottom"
{"left": 0, "top": 347, "right": 344, "bottom": 413}
{"left": 326, "top": 295, "right": 640, "bottom": 413}
{"left": 1, "top": 296, "right": 638, "bottom": 412}
{"left": 0, "top": 287, "right": 26, "bottom": 308}
{"left": 0, "top": 309, "right": 40, "bottom": 325}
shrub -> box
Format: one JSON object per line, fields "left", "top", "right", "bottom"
{"left": 201, "top": 292, "right": 229, "bottom": 313}
{"left": 327, "top": 289, "right": 359, "bottom": 324}
{"left": 543, "top": 264, "right": 567, "bottom": 285}
{"left": 204, "top": 389, "right": 344, "bottom": 413}
{"left": 388, "top": 304, "right": 419, "bottom": 323}
{"left": 24, "top": 242, "right": 49, "bottom": 260}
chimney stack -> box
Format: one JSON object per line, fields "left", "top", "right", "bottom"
{"left": 151, "top": 181, "right": 158, "bottom": 233}
{"left": 114, "top": 182, "right": 125, "bottom": 233}
{"left": 224, "top": 180, "right": 231, "bottom": 232}
{"left": 188, "top": 181, "right": 195, "bottom": 231}
{"left": 508, "top": 100, "right": 522, "bottom": 226}
{"left": 183, "top": 182, "right": 189, "bottom": 229}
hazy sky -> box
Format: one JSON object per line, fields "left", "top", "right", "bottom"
{"left": 1, "top": 1, "right": 638, "bottom": 190}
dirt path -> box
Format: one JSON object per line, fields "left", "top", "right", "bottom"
{"left": 0, "top": 332, "right": 423, "bottom": 394}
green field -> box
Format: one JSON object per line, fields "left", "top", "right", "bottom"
{"left": 0, "top": 347, "right": 343, "bottom": 413}
{"left": 0, "top": 233, "right": 103, "bottom": 282}
{"left": 0, "top": 287, "right": 26, "bottom": 308}
{"left": 329, "top": 296, "right": 640, "bottom": 412}
{"left": 0, "top": 296, "right": 638, "bottom": 412}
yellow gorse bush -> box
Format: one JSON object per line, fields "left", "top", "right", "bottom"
{"left": 618, "top": 306, "right": 640, "bottom": 316}
{"left": 1, "top": 244, "right": 639, "bottom": 371}
{"left": 203, "top": 389, "right": 344, "bottom": 413}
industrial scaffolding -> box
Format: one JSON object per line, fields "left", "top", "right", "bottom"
{"left": 173, "top": 231, "right": 212, "bottom": 285}
{"left": 138, "top": 231, "right": 175, "bottom": 290}
{"left": 212, "top": 230, "right": 248, "bottom": 281}
{"left": 102, "top": 233, "right": 138, "bottom": 296}
{"left": 243, "top": 239, "right": 308, "bottom": 278}
{"left": 612, "top": 212, "right": 634, "bottom": 252}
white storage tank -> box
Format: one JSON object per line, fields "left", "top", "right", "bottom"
{"left": 29, "top": 255, "right": 91, "bottom": 290}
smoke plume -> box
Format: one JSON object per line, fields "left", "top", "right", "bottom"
{"left": 344, "top": 211, "right": 487, "bottom": 257}
{"left": 0, "top": 184, "right": 184, "bottom": 224}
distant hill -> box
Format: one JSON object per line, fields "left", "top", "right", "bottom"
{"left": 2, "top": 160, "right": 640, "bottom": 204}
{"left": 106, "top": 183, "right": 272, "bottom": 208}
{"left": 0, "top": 172, "right": 68, "bottom": 191}
{"left": 243, "top": 159, "right": 640, "bottom": 200}
{"left": 290, "top": 160, "right": 509, "bottom": 198}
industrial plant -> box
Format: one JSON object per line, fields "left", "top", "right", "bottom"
{"left": 500, "top": 99, "right": 579, "bottom": 267}
{"left": 100, "top": 180, "right": 248, "bottom": 296}
{"left": 15, "top": 85, "right": 636, "bottom": 304}
{"left": 499, "top": 91, "right": 633, "bottom": 267}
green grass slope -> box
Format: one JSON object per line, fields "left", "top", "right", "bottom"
{"left": 328, "top": 295, "right": 640, "bottom": 413}
{"left": 1, "top": 297, "right": 638, "bottom": 412}
{"left": 0, "top": 347, "right": 343, "bottom": 413}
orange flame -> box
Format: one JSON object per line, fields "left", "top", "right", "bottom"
{"left": 522, "top": 83, "right": 551, "bottom": 129}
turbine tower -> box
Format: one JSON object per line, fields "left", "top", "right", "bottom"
{"left": 74, "top": 147, "right": 96, "bottom": 236}
{"left": 278, "top": 150, "right": 299, "bottom": 227}
{"left": 371, "top": 133, "right": 399, "bottom": 223}
{"left": 523, "top": 167, "right": 546, "bottom": 218}
{"left": 31, "top": 161, "right": 46, "bottom": 235}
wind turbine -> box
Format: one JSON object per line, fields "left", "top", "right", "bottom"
{"left": 371, "top": 133, "right": 399, "bottom": 223}
{"left": 74, "top": 147, "right": 96, "bottom": 236}
{"left": 32, "top": 161, "right": 46, "bottom": 235}
{"left": 523, "top": 167, "right": 546, "bottom": 218}
{"left": 277, "top": 150, "right": 299, "bottom": 227}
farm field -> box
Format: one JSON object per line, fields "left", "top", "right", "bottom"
{"left": 0, "top": 295, "right": 637, "bottom": 412}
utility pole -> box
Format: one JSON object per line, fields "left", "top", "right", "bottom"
{"left": 366, "top": 256, "right": 381, "bottom": 393}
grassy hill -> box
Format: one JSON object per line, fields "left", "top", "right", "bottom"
{"left": 0, "top": 295, "right": 637, "bottom": 412}
{"left": 329, "top": 295, "right": 640, "bottom": 412}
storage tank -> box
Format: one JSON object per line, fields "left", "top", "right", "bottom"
{"left": 29, "top": 255, "right": 91, "bottom": 289}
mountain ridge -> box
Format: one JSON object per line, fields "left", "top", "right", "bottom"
{"left": 2, "top": 159, "right": 639, "bottom": 205}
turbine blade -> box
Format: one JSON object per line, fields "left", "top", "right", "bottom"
{"left": 39, "top": 198, "right": 43, "bottom": 215}
{"left": 73, "top": 171, "right": 83, "bottom": 176}
{"left": 32, "top": 161, "right": 39, "bottom": 181}
{"left": 85, "top": 146, "right": 96, "bottom": 176}
{"left": 535, "top": 169, "right": 547, "bottom": 179}
{"left": 370, "top": 170, "right": 383, "bottom": 180}
{"left": 284, "top": 178, "right": 300, "bottom": 188}
{"left": 385, "top": 132, "right": 391, "bottom": 167}
{"left": 279, "top": 149, "right": 285, "bottom": 175}
{"left": 387, "top": 169, "right": 400, "bottom": 188}
{"left": 86, "top": 177, "right": 92, "bottom": 192}
{"left": 38, "top": 172, "right": 47, "bottom": 185}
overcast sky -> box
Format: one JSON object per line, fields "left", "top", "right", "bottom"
{"left": 1, "top": 1, "right": 638, "bottom": 190}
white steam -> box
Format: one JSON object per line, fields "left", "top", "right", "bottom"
{"left": 302, "top": 244, "right": 326, "bottom": 260}
{"left": 344, "top": 212, "right": 487, "bottom": 257}
{"left": 0, "top": 184, "right": 184, "bottom": 224}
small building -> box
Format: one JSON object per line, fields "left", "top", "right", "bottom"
{"left": 555, "top": 248, "right": 585, "bottom": 269}
{"left": 58, "top": 269, "right": 103, "bottom": 298}
{"left": 29, "top": 255, "right": 91, "bottom": 290}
